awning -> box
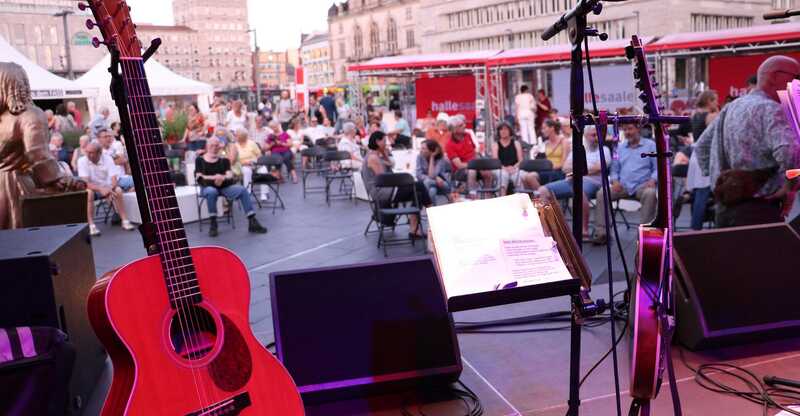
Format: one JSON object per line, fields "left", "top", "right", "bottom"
{"left": 649, "top": 23, "right": 800, "bottom": 53}
{"left": 487, "top": 37, "right": 652, "bottom": 68}
{"left": 348, "top": 50, "right": 501, "bottom": 73}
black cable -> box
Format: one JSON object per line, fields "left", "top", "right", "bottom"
{"left": 679, "top": 348, "right": 800, "bottom": 416}
{"left": 585, "top": 34, "right": 623, "bottom": 416}
{"left": 400, "top": 380, "right": 484, "bottom": 416}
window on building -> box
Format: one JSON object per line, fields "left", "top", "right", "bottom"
{"left": 406, "top": 29, "right": 415, "bottom": 49}
{"left": 12, "top": 24, "right": 25, "bottom": 44}
{"left": 691, "top": 14, "right": 753, "bottom": 31}
{"left": 354, "top": 25, "right": 363, "bottom": 57}
{"left": 369, "top": 22, "right": 380, "bottom": 55}
{"left": 387, "top": 18, "right": 398, "bottom": 52}
{"left": 406, "top": 7, "right": 413, "bottom": 20}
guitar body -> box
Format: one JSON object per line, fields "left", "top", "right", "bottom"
{"left": 88, "top": 246, "right": 304, "bottom": 415}
{"left": 629, "top": 226, "right": 666, "bottom": 400}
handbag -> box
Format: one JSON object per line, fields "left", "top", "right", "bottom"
{"left": 712, "top": 109, "right": 774, "bottom": 205}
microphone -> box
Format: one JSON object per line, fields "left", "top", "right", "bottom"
{"left": 787, "top": 169, "right": 800, "bottom": 180}
{"left": 541, "top": 0, "right": 602, "bottom": 41}
{"left": 763, "top": 9, "right": 800, "bottom": 20}
{"left": 763, "top": 375, "right": 800, "bottom": 389}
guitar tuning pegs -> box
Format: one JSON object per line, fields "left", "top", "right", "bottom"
{"left": 85, "top": 19, "right": 97, "bottom": 30}
{"left": 78, "top": 2, "right": 88, "bottom": 11}
{"left": 91, "top": 37, "right": 107, "bottom": 48}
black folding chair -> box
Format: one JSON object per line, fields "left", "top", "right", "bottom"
{"left": 251, "top": 155, "right": 286, "bottom": 214}
{"left": 517, "top": 159, "right": 554, "bottom": 198}
{"left": 373, "top": 173, "right": 422, "bottom": 257}
{"left": 324, "top": 150, "right": 355, "bottom": 206}
{"left": 301, "top": 147, "right": 329, "bottom": 198}
{"left": 195, "top": 183, "right": 235, "bottom": 231}
{"left": 466, "top": 158, "right": 502, "bottom": 199}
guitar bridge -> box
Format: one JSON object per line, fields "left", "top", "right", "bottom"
{"left": 185, "top": 392, "right": 251, "bottom": 416}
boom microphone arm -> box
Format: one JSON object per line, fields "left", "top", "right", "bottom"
{"left": 541, "top": 0, "right": 602, "bottom": 41}
{"left": 764, "top": 9, "right": 800, "bottom": 20}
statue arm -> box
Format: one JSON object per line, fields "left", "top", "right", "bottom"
{"left": 21, "top": 109, "right": 83, "bottom": 191}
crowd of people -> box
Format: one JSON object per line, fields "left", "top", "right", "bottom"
{"left": 43, "top": 54, "right": 799, "bottom": 242}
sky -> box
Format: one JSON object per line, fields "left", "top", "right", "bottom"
{"left": 127, "top": 0, "right": 333, "bottom": 51}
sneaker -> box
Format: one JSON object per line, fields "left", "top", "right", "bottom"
{"left": 260, "top": 194, "right": 269, "bottom": 202}
{"left": 209, "top": 217, "right": 219, "bottom": 237}
{"left": 121, "top": 220, "right": 135, "bottom": 231}
{"left": 247, "top": 216, "right": 268, "bottom": 234}
{"left": 89, "top": 223, "right": 101, "bottom": 236}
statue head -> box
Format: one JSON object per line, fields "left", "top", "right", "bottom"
{"left": 0, "top": 62, "right": 32, "bottom": 115}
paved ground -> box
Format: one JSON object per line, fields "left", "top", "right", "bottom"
{"left": 84, "top": 175, "right": 800, "bottom": 416}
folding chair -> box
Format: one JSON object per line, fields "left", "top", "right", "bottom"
{"left": 466, "top": 158, "right": 502, "bottom": 199}
{"left": 373, "top": 173, "right": 422, "bottom": 257}
{"left": 301, "top": 147, "right": 329, "bottom": 198}
{"left": 324, "top": 150, "right": 355, "bottom": 206}
{"left": 251, "top": 155, "right": 286, "bottom": 214}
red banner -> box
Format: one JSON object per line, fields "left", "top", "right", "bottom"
{"left": 416, "top": 75, "right": 476, "bottom": 128}
{"left": 709, "top": 52, "right": 800, "bottom": 101}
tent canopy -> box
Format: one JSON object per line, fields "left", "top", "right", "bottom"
{"left": 0, "top": 34, "right": 91, "bottom": 100}
{"left": 649, "top": 23, "right": 800, "bottom": 52}
{"left": 487, "top": 37, "right": 651, "bottom": 67}
{"left": 348, "top": 50, "right": 502, "bottom": 73}
{"left": 76, "top": 54, "right": 214, "bottom": 98}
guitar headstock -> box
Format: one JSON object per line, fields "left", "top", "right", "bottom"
{"left": 79, "top": 0, "right": 142, "bottom": 58}
{"left": 625, "top": 35, "right": 660, "bottom": 119}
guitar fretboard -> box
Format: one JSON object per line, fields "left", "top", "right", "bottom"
{"left": 120, "top": 57, "right": 201, "bottom": 308}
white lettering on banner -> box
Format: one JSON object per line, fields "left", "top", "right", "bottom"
{"left": 431, "top": 101, "right": 476, "bottom": 113}
{"left": 551, "top": 65, "right": 637, "bottom": 115}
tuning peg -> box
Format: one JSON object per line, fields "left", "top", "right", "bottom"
{"left": 78, "top": 2, "right": 89, "bottom": 11}
{"left": 86, "top": 19, "right": 97, "bottom": 30}
{"left": 91, "top": 37, "right": 107, "bottom": 48}
{"left": 639, "top": 92, "right": 648, "bottom": 101}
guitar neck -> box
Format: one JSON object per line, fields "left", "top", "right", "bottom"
{"left": 120, "top": 57, "right": 201, "bottom": 307}
{"left": 650, "top": 123, "right": 673, "bottom": 230}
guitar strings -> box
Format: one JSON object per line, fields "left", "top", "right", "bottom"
{"left": 105, "top": 12, "right": 210, "bottom": 410}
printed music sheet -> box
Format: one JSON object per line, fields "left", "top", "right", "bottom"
{"left": 427, "top": 194, "right": 573, "bottom": 299}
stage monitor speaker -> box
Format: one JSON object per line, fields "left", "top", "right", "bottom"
{"left": 270, "top": 256, "right": 462, "bottom": 403}
{"left": 22, "top": 191, "right": 87, "bottom": 228}
{"left": 673, "top": 223, "right": 800, "bottom": 350}
{"left": 0, "top": 224, "right": 105, "bottom": 413}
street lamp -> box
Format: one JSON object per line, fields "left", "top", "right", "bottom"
{"left": 246, "top": 28, "right": 261, "bottom": 107}
{"left": 53, "top": 9, "right": 74, "bottom": 79}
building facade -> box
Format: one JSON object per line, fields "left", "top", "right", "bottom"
{"left": 0, "top": 0, "right": 106, "bottom": 77}
{"left": 300, "top": 32, "right": 335, "bottom": 90}
{"left": 256, "top": 50, "right": 293, "bottom": 91}
{"left": 171, "top": 0, "right": 252, "bottom": 91}
{"left": 137, "top": 25, "right": 199, "bottom": 81}
{"left": 419, "top": 0, "right": 776, "bottom": 53}
{"left": 327, "top": 0, "right": 422, "bottom": 84}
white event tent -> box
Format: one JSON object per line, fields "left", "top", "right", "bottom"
{"left": 76, "top": 54, "right": 214, "bottom": 119}
{"left": 0, "top": 34, "right": 93, "bottom": 100}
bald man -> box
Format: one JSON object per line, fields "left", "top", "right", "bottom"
{"left": 696, "top": 55, "right": 800, "bottom": 227}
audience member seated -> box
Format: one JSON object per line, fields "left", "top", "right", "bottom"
{"left": 302, "top": 116, "right": 328, "bottom": 143}
{"left": 538, "top": 119, "right": 571, "bottom": 184}
{"left": 337, "top": 122, "right": 364, "bottom": 171}
{"left": 445, "top": 115, "right": 492, "bottom": 197}
{"left": 48, "top": 132, "right": 70, "bottom": 165}
{"left": 184, "top": 103, "right": 207, "bottom": 151}
{"left": 426, "top": 115, "right": 451, "bottom": 149}
{"left": 392, "top": 110, "right": 412, "bottom": 137}
{"left": 233, "top": 128, "right": 268, "bottom": 201}
{"left": 97, "top": 127, "right": 133, "bottom": 192}
{"left": 592, "top": 124, "right": 657, "bottom": 245}
{"left": 416, "top": 140, "right": 452, "bottom": 205}
{"left": 492, "top": 122, "right": 541, "bottom": 196}
{"left": 286, "top": 117, "right": 307, "bottom": 153}
{"left": 78, "top": 141, "right": 134, "bottom": 236}
{"left": 362, "top": 131, "right": 431, "bottom": 238}
{"left": 266, "top": 121, "right": 298, "bottom": 183}
{"left": 71, "top": 135, "right": 90, "bottom": 173}
{"left": 538, "top": 126, "right": 610, "bottom": 238}
{"left": 195, "top": 137, "right": 267, "bottom": 237}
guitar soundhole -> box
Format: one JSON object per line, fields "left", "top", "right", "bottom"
{"left": 169, "top": 306, "right": 218, "bottom": 361}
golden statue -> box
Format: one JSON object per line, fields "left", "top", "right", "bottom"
{"left": 0, "top": 62, "right": 85, "bottom": 229}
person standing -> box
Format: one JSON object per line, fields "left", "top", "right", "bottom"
{"left": 515, "top": 85, "right": 537, "bottom": 146}
{"left": 89, "top": 107, "right": 110, "bottom": 138}
{"left": 696, "top": 55, "right": 800, "bottom": 227}
{"left": 225, "top": 100, "right": 248, "bottom": 134}
{"left": 277, "top": 90, "right": 296, "bottom": 132}
{"left": 67, "top": 101, "right": 83, "bottom": 128}
{"left": 319, "top": 90, "right": 338, "bottom": 125}
{"left": 685, "top": 90, "right": 718, "bottom": 230}
{"left": 535, "top": 89, "right": 552, "bottom": 135}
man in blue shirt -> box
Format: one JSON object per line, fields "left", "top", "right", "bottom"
{"left": 593, "top": 124, "right": 658, "bottom": 245}
{"left": 319, "top": 91, "right": 338, "bottom": 125}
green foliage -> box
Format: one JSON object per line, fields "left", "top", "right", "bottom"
{"left": 161, "top": 111, "right": 188, "bottom": 144}
{"left": 60, "top": 128, "right": 83, "bottom": 149}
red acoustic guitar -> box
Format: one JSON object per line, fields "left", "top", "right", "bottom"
{"left": 82, "top": 1, "right": 304, "bottom": 414}
{"left": 626, "top": 36, "right": 677, "bottom": 414}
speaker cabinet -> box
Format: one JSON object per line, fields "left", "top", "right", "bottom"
{"left": 673, "top": 223, "right": 800, "bottom": 350}
{"left": 0, "top": 224, "right": 105, "bottom": 413}
{"left": 270, "top": 256, "right": 462, "bottom": 403}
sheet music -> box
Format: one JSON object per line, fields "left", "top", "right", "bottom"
{"left": 427, "top": 194, "right": 573, "bottom": 298}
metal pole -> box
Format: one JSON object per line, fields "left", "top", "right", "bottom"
{"left": 55, "top": 10, "right": 74, "bottom": 79}
{"left": 247, "top": 28, "right": 261, "bottom": 108}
